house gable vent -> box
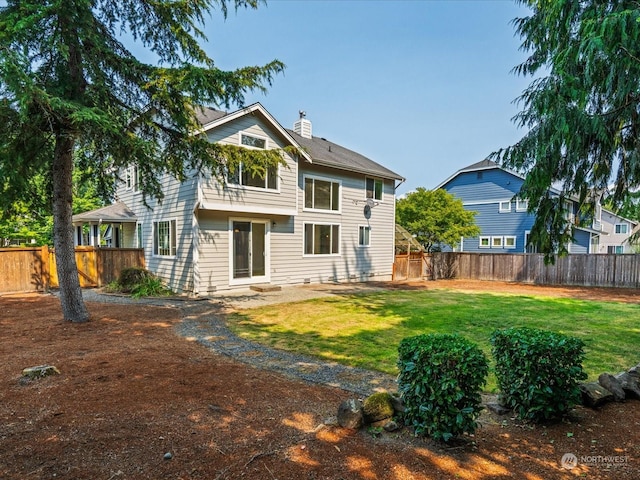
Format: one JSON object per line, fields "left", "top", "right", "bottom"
{"left": 293, "top": 110, "right": 312, "bottom": 139}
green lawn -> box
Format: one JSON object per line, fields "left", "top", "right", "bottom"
{"left": 226, "top": 289, "right": 640, "bottom": 392}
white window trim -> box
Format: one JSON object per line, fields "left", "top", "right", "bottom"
{"left": 504, "top": 236, "right": 516, "bottom": 249}
{"left": 238, "top": 131, "right": 269, "bottom": 150}
{"left": 615, "top": 223, "right": 629, "bottom": 234}
{"left": 136, "top": 222, "right": 143, "bottom": 249}
{"left": 499, "top": 200, "right": 511, "bottom": 213}
{"left": 227, "top": 217, "right": 271, "bottom": 287}
{"left": 302, "top": 222, "right": 341, "bottom": 257}
{"left": 365, "top": 177, "right": 384, "bottom": 202}
{"left": 303, "top": 174, "right": 342, "bottom": 214}
{"left": 226, "top": 131, "right": 279, "bottom": 192}
{"left": 491, "top": 236, "right": 503, "bottom": 248}
{"left": 152, "top": 218, "right": 177, "bottom": 259}
{"left": 479, "top": 236, "right": 491, "bottom": 249}
{"left": 358, "top": 225, "right": 371, "bottom": 247}
{"left": 515, "top": 198, "right": 528, "bottom": 212}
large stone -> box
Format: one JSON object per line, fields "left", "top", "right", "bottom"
{"left": 615, "top": 372, "right": 640, "bottom": 400}
{"left": 628, "top": 364, "right": 640, "bottom": 379}
{"left": 598, "top": 373, "right": 626, "bottom": 402}
{"left": 580, "top": 382, "right": 614, "bottom": 408}
{"left": 337, "top": 399, "right": 363, "bottom": 430}
{"left": 362, "top": 392, "right": 395, "bottom": 424}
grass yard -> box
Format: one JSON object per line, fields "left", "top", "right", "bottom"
{"left": 227, "top": 288, "right": 640, "bottom": 392}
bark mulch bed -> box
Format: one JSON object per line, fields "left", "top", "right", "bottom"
{"left": 1, "top": 281, "right": 639, "bottom": 479}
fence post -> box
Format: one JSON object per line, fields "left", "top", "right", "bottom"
{"left": 41, "top": 245, "right": 50, "bottom": 291}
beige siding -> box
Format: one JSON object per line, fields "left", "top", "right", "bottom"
{"left": 196, "top": 163, "right": 396, "bottom": 292}
{"left": 201, "top": 116, "right": 299, "bottom": 213}
{"left": 116, "top": 172, "right": 197, "bottom": 293}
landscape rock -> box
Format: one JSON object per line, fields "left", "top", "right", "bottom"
{"left": 598, "top": 373, "right": 626, "bottom": 402}
{"left": 22, "top": 365, "right": 60, "bottom": 379}
{"left": 615, "top": 372, "right": 640, "bottom": 400}
{"left": 362, "top": 392, "right": 395, "bottom": 424}
{"left": 580, "top": 382, "right": 615, "bottom": 408}
{"left": 486, "top": 402, "right": 511, "bottom": 415}
{"left": 337, "top": 399, "right": 363, "bottom": 430}
{"left": 383, "top": 420, "right": 400, "bottom": 432}
{"left": 390, "top": 393, "right": 405, "bottom": 414}
{"left": 628, "top": 364, "right": 640, "bottom": 379}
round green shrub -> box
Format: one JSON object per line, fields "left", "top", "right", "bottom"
{"left": 491, "top": 327, "right": 587, "bottom": 423}
{"left": 397, "top": 333, "right": 488, "bottom": 442}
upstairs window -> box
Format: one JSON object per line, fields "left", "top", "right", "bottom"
{"left": 516, "top": 198, "right": 528, "bottom": 212}
{"left": 304, "top": 176, "right": 340, "bottom": 211}
{"left": 228, "top": 133, "right": 277, "bottom": 190}
{"left": 366, "top": 177, "right": 383, "bottom": 201}
{"left": 240, "top": 133, "right": 266, "bottom": 149}
{"left": 499, "top": 200, "right": 511, "bottom": 212}
{"left": 615, "top": 223, "right": 629, "bottom": 234}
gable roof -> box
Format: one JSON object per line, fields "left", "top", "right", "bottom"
{"left": 435, "top": 159, "right": 523, "bottom": 189}
{"left": 72, "top": 201, "right": 137, "bottom": 224}
{"left": 195, "top": 103, "right": 403, "bottom": 181}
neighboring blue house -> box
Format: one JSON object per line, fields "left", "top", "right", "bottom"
{"left": 436, "top": 159, "right": 606, "bottom": 254}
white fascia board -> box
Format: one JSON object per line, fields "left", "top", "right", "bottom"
{"left": 196, "top": 102, "right": 313, "bottom": 164}
{"left": 198, "top": 201, "right": 297, "bottom": 217}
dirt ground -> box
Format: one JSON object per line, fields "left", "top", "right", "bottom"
{"left": 1, "top": 280, "right": 639, "bottom": 480}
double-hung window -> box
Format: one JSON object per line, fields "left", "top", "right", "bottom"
{"left": 304, "top": 176, "right": 340, "bottom": 211}
{"left": 228, "top": 133, "right": 278, "bottom": 190}
{"left": 366, "top": 177, "right": 383, "bottom": 201}
{"left": 304, "top": 223, "right": 340, "bottom": 255}
{"left": 153, "top": 219, "right": 177, "bottom": 257}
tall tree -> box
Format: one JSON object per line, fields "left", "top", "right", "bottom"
{"left": 396, "top": 188, "right": 480, "bottom": 252}
{"left": 0, "top": 0, "right": 285, "bottom": 322}
{"left": 492, "top": 1, "right": 640, "bottom": 258}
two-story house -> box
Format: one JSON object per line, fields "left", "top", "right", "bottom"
{"left": 436, "top": 159, "right": 636, "bottom": 254}
{"left": 72, "top": 103, "right": 404, "bottom": 294}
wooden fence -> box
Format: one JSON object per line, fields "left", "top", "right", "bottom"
{"left": 0, "top": 246, "right": 145, "bottom": 294}
{"left": 394, "top": 252, "right": 640, "bottom": 288}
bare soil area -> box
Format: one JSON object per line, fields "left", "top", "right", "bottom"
{"left": 1, "top": 280, "right": 639, "bottom": 479}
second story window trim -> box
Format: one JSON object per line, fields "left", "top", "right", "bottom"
{"left": 366, "top": 177, "right": 383, "bottom": 202}
{"left": 515, "top": 198, "right": 528, "bottom": 212}
{"left": 499, "top": 200, "right": 511, "bottom": 213}
{"left": 615, "top": 223, "right": 629, "bottom": 234}
{"left": 304, "top": 175, "right": 341, "bottom": 212}
{"left": 227, "top": 131, "right": 279, "bottom": 191}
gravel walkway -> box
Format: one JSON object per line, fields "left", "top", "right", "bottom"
{"left": 77, "top": 285, "right": 397, "bottom": 396}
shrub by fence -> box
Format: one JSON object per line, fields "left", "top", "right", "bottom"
{"left": 0, "top": 246, "right": 145, "bottom": 294}
{"left": 394, "top": 252, "right": 640, "bottom": 288}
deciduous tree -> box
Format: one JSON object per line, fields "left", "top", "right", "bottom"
{"left": 396, "top": 188, "right": 480, "bottom": 252}
{"left": 0, "top": 0, "right": 285, "bottom": 321}
{"left": 492, "top": 1, "right": 640, "bottom": 259}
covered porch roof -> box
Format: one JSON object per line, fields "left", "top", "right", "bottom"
{"left": 72, "top": 202, "right": 137, "bottom": 225}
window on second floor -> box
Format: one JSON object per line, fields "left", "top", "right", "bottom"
{"left": 366, "top": 177, "right": 383, "bottom": 201}
{"left": 304, "top": 176, "right": 340, "bottom": 211}
{"left": 615, "top": 223, "right": 629, "bottom": 234}
{"left": 499, "top": 200, "right": 511, "bottom": 213}
{"left": 125, "top": 165, "right": 139, "bottom": 191}
{"left": 227, "top": 132, "right": 278, "bottom": 190}
{"left": 516, "top": 198, "right": 528, "bottom": 212}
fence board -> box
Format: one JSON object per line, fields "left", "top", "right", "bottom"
{"left": 394, "top": 252, "right": 640, "bottom": 289}
{"left": 1, "top": 247, "right": 145, "bottom": 293}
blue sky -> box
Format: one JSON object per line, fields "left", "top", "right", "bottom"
{"left": 195, "top": 0, "right": 533, "bottom": 194}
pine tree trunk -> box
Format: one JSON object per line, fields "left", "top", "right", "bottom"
{"left": 52, "top": 132, "right": 90, "bottom": 323}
